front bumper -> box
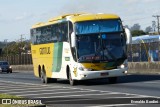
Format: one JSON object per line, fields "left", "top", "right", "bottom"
{"left": 74, "top": 68, "right": 128, "bottom": 80}
{"left": 0, "top": 68, "right": 12, "bottom": 72}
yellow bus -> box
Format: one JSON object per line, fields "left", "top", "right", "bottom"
{"left": 30, "top": 13, "right": 131, "bottom": 85}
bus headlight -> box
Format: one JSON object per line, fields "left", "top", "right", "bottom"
{"left": 9, "top": 66, "right": 12, "bottom": 69}
{"left": 78, "top": 66, "right": 84, "bottom": 71}
{"left": 78, "top": 64, "right": 92, "bottom": 71}
{"left": 118, "top": 60, "right": 128, "bottom": 69}
{"left": 120, "top": 64, "right": 125, "bottom": 68}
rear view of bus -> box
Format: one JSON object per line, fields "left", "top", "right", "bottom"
{"left": 30, "top": 13, "right": 131, "bottom": 85}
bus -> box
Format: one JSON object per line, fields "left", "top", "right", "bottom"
{"left": 30, "top": 13, "right": 132, "bottom": 85}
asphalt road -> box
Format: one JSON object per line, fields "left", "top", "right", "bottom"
{"left": 0, "top": 71, "right": 160, "bottom": 107}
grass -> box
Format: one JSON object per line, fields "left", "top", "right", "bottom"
{"left": 0, "top": 93, "right": 22, "bottom": 98}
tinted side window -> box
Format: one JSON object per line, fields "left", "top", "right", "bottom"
{"left": 60, "top": 22, "right": 68, "bottom": 42}
{"left": 31, "top": 21, "right": 69, "bottom": 45}
{"left": 30, "top": 29, "right": 37, "bottom": 44}
{"left": 40, "top": 26, "right": 52, "bottom": 43}
{"left": 51, "top": 24, "right": 58, "bottom": 42}
{"left": 53, "top": 22, "right": 68, "bottom": 42}
{"left": 31, "top": 26, "right": 52, "bottom": 44}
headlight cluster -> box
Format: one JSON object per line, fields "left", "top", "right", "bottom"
{"left": 120, "top": 64, "right": 125, "bottom": 68}
{"left": 118, "top": 60, "right": 128, "bottom": 69}
{"left": 9, "top": 66, "right": 12, "bottom": 69}
{"left": 78, "top": 64, "right": 92, "bottom": 71}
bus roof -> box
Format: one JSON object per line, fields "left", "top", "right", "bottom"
{"left": 68, "top": 13, "right": 120, "bottom": 23}
{"left": 31, "top": 13, "right": 120, "bottom": 29}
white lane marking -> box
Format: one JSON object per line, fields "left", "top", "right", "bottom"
{"left": 0, "top": 85, "right": 48, "bottom": 88}
{"left": 0, "top": 80, "right": 79, "bottom": 90}
{"left": 86, "top": 104, "right": 136, "bottom": 107}
{"left": 0, "top": 80, "right": 160, "bottom": 99}
{"left": 6, "top": 88, "right": 79, "bottom": 94}
{"left": 0, "top": 82, "right": 41, "bottom": 86}
{"left": 33, "top": 92, "right": 133, "bottom": 98}
{"left": 17, "top": 90, "right": 98, "bottom": 97}
{"left": 144, "top": 81, "right": 160, "bottom": 84}
{"left": 0, "top": 80, "right": 48, "bottom": 86}
{"left": 0, "top": 86, "right": 63, "bottom": 91}
{"left": 76, "top": 88, "right": 160, "bottom": 98}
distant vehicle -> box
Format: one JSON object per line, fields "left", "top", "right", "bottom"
{"left": 31, "top": 13, "right": 132, "bottom": 85}
{"left": 0, "top": 61, "right": 12, "bottom": 73}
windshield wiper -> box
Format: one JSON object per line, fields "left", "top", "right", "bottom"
{"left": 103, "top": 47, "right": 117, "bottom": 62}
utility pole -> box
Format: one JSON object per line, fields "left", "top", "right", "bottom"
{"left": 19, "top": 34, "right": 25, "bottom": 55}
{"left": 19, "top": 34, "right": 25, "bottom": 65}
{"left": 4, "top": 39, "right": 8, "bottom": 56}
{"left": 153, "top": 15, "right": 160, "bottom": 34}
{"left": 152, "top": 21, "right": 156, "bottom": 33}
{"left": 20, "top": 34, "right": 25, "bottom": 44}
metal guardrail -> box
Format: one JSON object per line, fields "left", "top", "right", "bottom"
{"left": 128, "top": 41, "right": 160, "bottom": 62}
{"left": 0, "top": 54, "right": 32, "bottom": 65}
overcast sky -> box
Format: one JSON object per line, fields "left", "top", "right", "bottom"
{"left": 0, "top": 0, "right": 160, "bottom": 41}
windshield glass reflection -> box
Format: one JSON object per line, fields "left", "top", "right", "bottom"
{"left": 77, "top": 33, "right": 126, "bottom": 62}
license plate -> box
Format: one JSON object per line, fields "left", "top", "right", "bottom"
{"left": 101, "top": 72, "right": 109, "bottom": 76}
{"left": 3, "top": 68, "right": 7, "bottom": 71}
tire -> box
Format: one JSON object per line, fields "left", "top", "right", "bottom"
{"left": 69, "top": 69, "right": 76, "bottom": 86}
{"left": 108, "top": 77, "right": 117, "bottom": 84}
{"left": 41, "top": 70, "right": 49, "bottom": 84}
{"left": 10, "top": 70, "right": 12, "bottom": 73}
{"left": 41, "top": 71, "right": 45, "bottom": 83}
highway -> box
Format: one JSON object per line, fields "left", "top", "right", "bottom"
{"left": 0, "top": 71, "right": 160, "bottom": 107}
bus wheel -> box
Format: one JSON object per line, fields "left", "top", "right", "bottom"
{"left": 41, "top": 71, "right": 45, "bottom": 83}
{"left": 108, "top": 77, "right": 117, "bottom": 84}
{"left": 69, "top": 70, "right": 76, "bottom": 86}
{"left": 41, "top": 70, "right": 49, "bottom": 84}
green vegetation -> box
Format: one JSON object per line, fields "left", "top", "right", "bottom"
{"left": 0, "top": 94, "right": 44, "bottom": 107}
{"left": 131, "top": 30, "right": 146, "bottom": 37}
{"left": 0, "top": 40, "right": 31, "bottom": 56}
{"left": 0, "top": 94, "right": 21, "bottom": 107}
{"left": 0, "top": 93, "right": 21, "bottom": 98}
{"left": 125, "top": 23, "right": 158, "bottom": 37}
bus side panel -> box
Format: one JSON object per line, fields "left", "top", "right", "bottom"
{"left": 31, "top": 43, "right": 54, "bottom": 78}
{"left": 51, "top": 42, "right": 74, "bottom": 79}
{"left": 31, "top": 44, "right": 39, "bottom": 78}
{"left": 52, "top": 42, "right": 63, "bottom": 72}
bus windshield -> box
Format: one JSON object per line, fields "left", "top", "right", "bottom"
{"left": 76, "top": 20, "right": 126, "bottom": 62}
{"left": 75, "top": 19, "right": 122, "bottom": 35}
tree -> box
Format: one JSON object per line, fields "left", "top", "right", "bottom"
{"left": 0, "top": 42, "right": 5, "bottom": 48}
{"left": 130, "top": 23, "right": 141, "bottom": 31}
{"left": 2, "top": 40, "right": 31, "bottom": 56}
{"left": 124, "top": 25, "right": 129, "bottom": 29}
{"left": 0, "top": 48, "right": 2, "bottom": 55}
{"left": 145, "top": 26, "right": 152, "bottom": 33}
{"left": 131, "top": 30, "right": 146, "bottom": 37}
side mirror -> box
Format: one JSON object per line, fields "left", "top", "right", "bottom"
{"left": 71, "top": 32, "right": 76, "bottom": 47}
{"left": 125, "top": 28, "right": 132, "bottom": 44}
